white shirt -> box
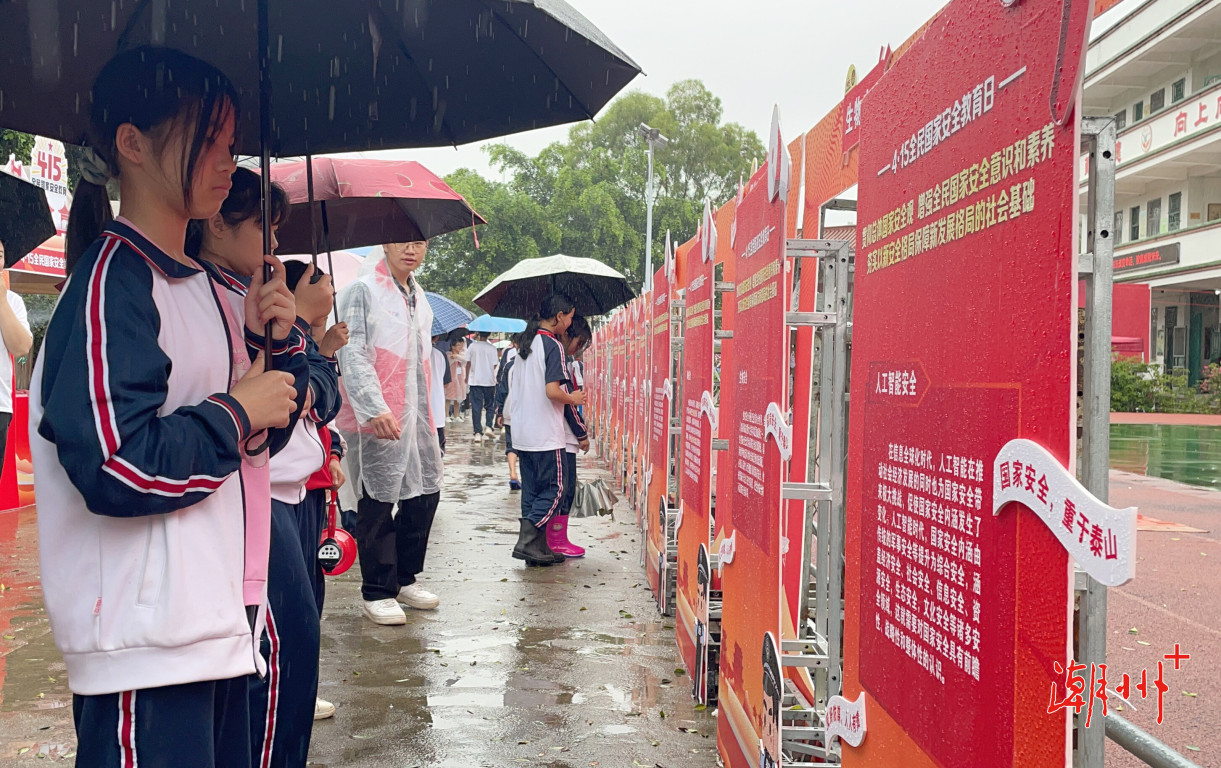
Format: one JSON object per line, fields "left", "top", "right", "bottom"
{"left": 430, "top": 346, "right": 447, "bottom": 429}
{"left": 466, "top": 339, "right": 500, "bottom": 387}
{"left": 0, "top": 290, "right": 30, "bottom": 413}
{"left": 508, "top": 331, "right": 568, "bottom": 452}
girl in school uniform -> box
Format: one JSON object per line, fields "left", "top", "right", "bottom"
{"left": 35, "top": 47, "right": 306, "bottom": 766}
{"left": 283, "top": 259, "right": 349, "bottom": 724}
{"left": 549, "top": 314, "right": 592, "bottom": 558}
{"left": 186, "top": 167, "right": 337, "bottom": 768}
{"left": 507, "top": 294, "right": 586, "bottom": 566}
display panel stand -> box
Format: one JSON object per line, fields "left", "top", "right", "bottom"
{"left": 779, "top": 237, "right": 852, "bottom": 766}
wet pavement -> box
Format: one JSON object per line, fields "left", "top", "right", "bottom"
{"left": 1105, "top": 470, "right": 1220, "bottom": 768}
{"left": 0, "top": 428, "right": 719, "bottom": 767}
{"left": 1, "top": 432, "right": 1218, "bottom": 766}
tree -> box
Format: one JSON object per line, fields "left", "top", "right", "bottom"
{"left": 424, "top": 79, "right": 763, "bottom": 309}
{"left": 0, "top": 130, "right": 35, "bottom": 171}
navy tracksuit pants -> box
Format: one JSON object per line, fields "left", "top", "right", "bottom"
{"left": 249, "top": 500, "right": 321, "bottom": 768}
{"left": 293, "top": 489, "right": 327, "bottom": 614}
{"left": 518, "top": 448, "right": 565, "bottom": 528}
{"left": 560, "top": 450, "right": 577, "bottom": 516}
{"left": 72, "top": 678, "right": 251, "bottom": 767}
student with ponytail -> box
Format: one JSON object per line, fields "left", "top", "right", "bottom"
{"left": 507, "top": 293, "right": 586, "bottom": 566}
{"left": 187, "top": 167, "right": 330, "bottom": 766}
{"left": 32, "top": 47, "right": 305, "bottom": 766}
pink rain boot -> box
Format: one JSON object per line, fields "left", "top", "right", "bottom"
{"left": 547, "top": 516, "right": 585, "bottom": 558}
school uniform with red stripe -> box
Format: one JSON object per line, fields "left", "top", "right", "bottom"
{"left": 30, "top": 220, "right": 308, "bottom": 765}
{"left": 206, "top": 265, "right": 336, "bottom": 768}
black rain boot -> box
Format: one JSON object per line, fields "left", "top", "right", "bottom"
{"left": 512, "top": 519, "right": 565, "bottom": 566}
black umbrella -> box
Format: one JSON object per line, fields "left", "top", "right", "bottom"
{"left": 0, "top": 0, "right": 642, "bottom": 157}
{"left": 0, "top": 172, "right": 57, "bottom": 266}
{"left": 474, "top": 254, "right": 635, "bottom": 320}
{"left": 0, "top": 0, "right": 638, "bottom": 449}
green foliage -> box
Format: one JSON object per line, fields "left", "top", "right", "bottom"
{"left": 22, "top": 293, "right": 58, "bottom": 375}
{"left": 0, "top": 130, "right": 35, "bottom": 170}
{"left": 1111, "top": 356, "right": 1221, "bottom": 414}
{"left": 421, "top": 80, "right": 764, "bottom": 310}
{"left": 1200, "top": 363, "right": 1221, "bottom": 396}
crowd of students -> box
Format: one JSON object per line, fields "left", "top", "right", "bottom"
{"left": 28, "top": 46, "right": 599, "bottom": 767}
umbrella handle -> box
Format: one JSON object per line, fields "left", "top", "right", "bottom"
{"left": 306, "top": 154, "right": 325, "bottom": 284}
{"left": 245, "top": 301, "right": 276, "bottom": 457}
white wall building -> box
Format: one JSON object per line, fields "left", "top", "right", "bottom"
{"left": 1082, "top": 0, "right": 1221, "bottom": 382}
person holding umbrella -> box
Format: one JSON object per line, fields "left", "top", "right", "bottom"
{"left": 0, "top": 242, "right": 32, "bottom": 453}
{"left": 32, "top": 48, "right": 304, "bottom": 765}
{"left": 334, "top": 241, "right": 444, "bottom": 624}
{"left": 187, "top": 166, "right": 335, "bottom": 765}
{"left": 507, "top": 293, "right": 587, "bottom": 566}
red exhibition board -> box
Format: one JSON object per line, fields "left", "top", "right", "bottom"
{"left": 845, "top": 0, "right": 1090, "bottom": 766}
{"left": 675, "top": 215, "right": 717, "bottom": 703}
{"left": 717, "top": 111, "right": 791, "bottom": 768}
{"left": 615, "top": 308, "right": 625, "bottom": 481}
{"left": 637, "top": 293, "right": 651, "bottom": 511}
{"left": 631, "top": 297, "right": 647, "bottom": 517}
{"left": 645, "top": 264, "right": 670, "bottom": 608}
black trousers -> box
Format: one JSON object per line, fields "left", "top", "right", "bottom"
{"left": 469, "top": 385, "right": 495, "bottom": 433}
{"left": 0, "top": 411, "right": 11, "bottom": 459}
{"left": 560, "top": 449, "right": 577, "bottom": 517}
{"left": 353, "top": 489, "right": 440, "bottom": 601}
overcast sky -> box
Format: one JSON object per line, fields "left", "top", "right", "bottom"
{"left": 360, "top": 0, "right": 953, "bottom": 180}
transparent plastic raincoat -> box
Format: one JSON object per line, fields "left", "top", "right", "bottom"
{"left": 334, "top": 256, "right": 443, "bottom": 510}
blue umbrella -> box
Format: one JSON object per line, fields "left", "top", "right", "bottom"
{"left": 426, "top": 293, "right": 475, "bottom": 337}
{"left": 468, "top": 314, "right": 528, "bottom": 334}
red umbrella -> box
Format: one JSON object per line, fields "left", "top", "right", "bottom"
{"left": 270, "top": 158, "right": 485, "bottom": 254}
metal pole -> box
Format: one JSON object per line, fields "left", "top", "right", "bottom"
{"left": 1105, "top": 713, "right": 1203, "bottom": 768}
{"left": 246, "top": 0, "right": 274, "bottom": 457}
{"left": 1078, "top": 116, "right": 1116, "bottom": 768}
{"left": 644, "top": 143, "right": 656, "bottom": 293}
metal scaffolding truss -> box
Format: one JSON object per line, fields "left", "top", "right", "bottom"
{"left": 779, "top": 237, "right": 852, "bottom": 767}
{"left": 1076, "top": 118, "right": 1199, "bottom": 768}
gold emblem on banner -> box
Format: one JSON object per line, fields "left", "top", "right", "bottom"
{"left": 845, "top": 65, "right": 857, "bottom": 95}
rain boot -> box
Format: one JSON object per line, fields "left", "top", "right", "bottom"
{"left": 512, "top": 519, "right": 565, "bottom": 566}
{"left": 546, "top": 515, "right": 585, "bottom": 558}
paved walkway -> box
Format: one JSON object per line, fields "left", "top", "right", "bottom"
{"left": 0, "top": 430, "right": 717, "bottom": 767}
{"left": 1105, "top": 470, "right": 1219, "bottom": 768}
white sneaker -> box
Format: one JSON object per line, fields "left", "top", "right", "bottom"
{"left": 361, "top": 598, "right": 407, "bottom": 625}
{"left": 483, "top": 427, "right": 494, "bottom": 438}
{"left": 397, "top": 583, "right": 440, "bottom": 610}
{"left": 314, "top": 697, "right": 336, "bottom": 720}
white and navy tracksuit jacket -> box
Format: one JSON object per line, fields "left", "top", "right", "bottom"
{"left": 208, "top": 264, "right": 342, "bottom": 768}
{"left": 30, "top": 220, "right": 309, "bottom": 699}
